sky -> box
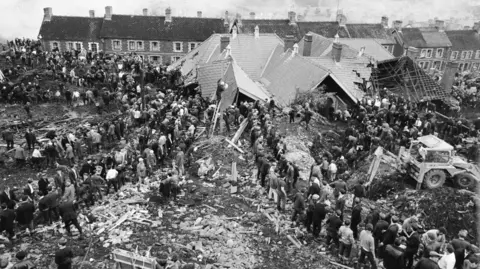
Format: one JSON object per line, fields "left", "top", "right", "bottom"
{"left": 0, "top": 0, "right": 477, "bottom": 41}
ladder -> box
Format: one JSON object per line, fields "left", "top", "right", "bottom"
{"left": 210, "top": 99, "right": 222, "bottom": 137}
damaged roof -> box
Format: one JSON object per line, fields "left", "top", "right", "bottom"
{"left": 99, "top": 15, "right": 226, "bottom": 41}
{"left": 308, "top": 57, "right": 369, "bottom": 102}
{"left": 260, "top": 50, "right": 330, "bottom": 106}
{"left": 325, "top": 38, "right": 394, "bottom": 61}
{"left": 444, "top": 30, "right": 480, "bottom": 51}
{"left": 39, "top": 16, "right": 103, "bottom": 41}
{"left": 170, "top": 33, "right": 284, "bottom": 81}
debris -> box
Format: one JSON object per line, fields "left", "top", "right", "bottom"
{"left": 225, "top": 138, "right": 244, "bottom": 153}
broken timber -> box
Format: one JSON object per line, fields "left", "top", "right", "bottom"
{"left": 287, "top": 235, "right": 302, "bottom": 248}
{"left": 225, "top": 138, "right": 244, "bottom": 153}
{"left": 112, "top": 248, "right": 157, "bottom": 269}
{"left": 228, "top": 119, "right": 248, "bottom": 147}
{"left": 329, "top": 261, "right": 354, "bottom": 269}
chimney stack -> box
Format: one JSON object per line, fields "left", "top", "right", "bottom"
{"left": 224, "top": 11, "right": 229, "bottom": 26}
{"left": 105, "top": 6, "right": 112, "bottom": 20}
{"left": 302, "top": 34, "right": 313, "bottom": 57}
{"left": 254, "top": 25, "right": 259, "bottom": 38}
{"left": 250, "top": 12, "right": 255, "bottom": 20}
{"left": 165, "top": 7, "right": 172, "bottom": 23}
{"left": 288, "top": 11, "right": 296, "bottom": 25}
{"left": 143, "top": 8, "right": 148, "bottom": 16}
{"left": 435, "top": 20, "right": 445, "bottom": 32}
{"left": 332, "top": 34, "right": 343, "bottom": 62}
{"left": 284, "top": 35, "right": 295, "bottom": 52}
{"left": 220, "top": 36, "right": 230, "bottom": 52}
{"left": 197, "top": 11, "right": 202, "bottom": 18}
{"left": 381, "top": 16, "right": 389, "bottom": 28}
{"left": 393, "top": 20, "right": 403, "bottom": 32}
{"left": 440, "top": 62, "right": 459, "bottom": 93}
{"left": 473, "top": 22, "right": 480, "bottom": 32}
{"left": 293, "top": 43, "right": 299, "bottom": 55}
{"left": 89, "top": 10, "right": 95, "bottom": 18}
{"left": 43, "top": 7, "right": 52, "bottom": 22}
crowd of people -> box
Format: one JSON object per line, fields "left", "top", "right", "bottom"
{"left": 0, "top": 38, "right": 479, "bottom": 269}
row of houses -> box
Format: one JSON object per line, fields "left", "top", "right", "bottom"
{"left": 38, "top": 6, "right": 480, "bottom": 72}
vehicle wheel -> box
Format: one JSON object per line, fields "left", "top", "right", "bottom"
{"left": 455, "top": 173, "right": 477, "bottom": 190}
{"left": 423, "top": 170, "right": 447, "bottom": 189}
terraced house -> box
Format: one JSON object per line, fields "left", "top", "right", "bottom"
{"left": 445, "top": 23, "right": 480, "bottom": 72}
{"left": 38, "top": 6, "right": 227, "bottom": 65}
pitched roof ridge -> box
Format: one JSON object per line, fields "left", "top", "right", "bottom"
{"left": 51, "top": 15, "right": 101, "bottom": 19}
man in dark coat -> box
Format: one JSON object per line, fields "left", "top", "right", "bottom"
{"left": 0, "top": 186, "right": 18, "bottom": 209}
{"left": 383, "top": 238, "right": 406, "bottom": 269}
{"left": 79, "top": 160, "right": 95, "bottom": 179}
{"left": 55, "top": 238, "right": 74, "bottom": 269}
{"left": 0, "top": 203, "right": 16, "bottom": 239}
{"left": 58, "top": 199, "right": 83, "bottom": 237}
{"left": 38, "top": 188, "right": 60, "bottom": 224}
{"left": 326, "top": 210, "right": 343, "bottom": 247}
{"left": 312, "top": 199, "right": 328, "bottom": 238}
{"left": 38, "top": 174, "right": 50, "bottom": 196}
{"left": 15, "top": 195, "right": 35, "bottom": 234}
{"left": 351, "top": 199, "right": 362, "bottom": 240}
{"left": 25, "top": 128, "right": 36, "bottom": 151}
{"left": 2, "top": 128, "right": 14, "bottom": 150}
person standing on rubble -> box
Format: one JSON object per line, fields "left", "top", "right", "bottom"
{"left": 359, "top": 223, "right": 377, "bottom": 269}
{"left": 105, "top": 166, "right": 119, "bottom": 195}
{"left": 291, "top": 188, "right": 306, "bottom": 227}
{"left": 351, "top": 198, "right": 362, "bottom": 240}
{"left": 338, "top": 219, "right": 355, "bottom": 263}
{"left": 0, "top": 203, "right": 16, "bottom": 240}
{"left": 136, "top": 158, "right": 147, "bottom": 184}
{"left": 175, "top": 147, "right": 185, "bottom": 177}
{"left": 326, "top": 210, "right": 343, "bottom": 248}
{"left": 312, "top": 197, "right": 327, "bottom": 238}
{"left": 55, "top": 238, "right": 74, "bottom": 269}
{"left": 14, "top": 144, "right": 27, "bottom": 167}
{"left": 24, "top": 128, "right": 36, "bottom": 151}
{"left": 58, "top": 198, "right": 83, "bottom": 238}
{"left": 15, "top": 195, "right": 35, "bottom": 236}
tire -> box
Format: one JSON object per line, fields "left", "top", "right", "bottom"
{"left": 455, "top": 173, "right": 477, "bottom": 190}
{"left": 423, "top": 170, "right": 447, "bottom": 189}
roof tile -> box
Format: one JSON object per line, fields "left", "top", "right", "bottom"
{"left": 39, "top": 16, "right": 103, "bottom": 41}
{"left": 444, "top": 30, "right": 480, "bottom": 51}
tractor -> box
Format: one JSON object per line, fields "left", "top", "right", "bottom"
{"left": 399, "top": 135, "right": 480, "bottom": 190}
{"left": 367, "top": 135, "right": 480, "bottom": 190}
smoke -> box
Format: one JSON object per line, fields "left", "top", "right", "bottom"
{"left": 0, "top": 0, "right": 476, "bottom": 39}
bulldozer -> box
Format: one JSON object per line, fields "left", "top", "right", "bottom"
{"left": 367, "top": 135, "right": 480, "bottom": 190}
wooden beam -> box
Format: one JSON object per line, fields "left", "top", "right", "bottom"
{"left": 228, "top": 119, "right": 248, "bottom": 147}
{"left": 225, "top": 138, "right": 244, "bottom": 153}
{"left": 286, "top": 235, "right": 302, "bottom": 248}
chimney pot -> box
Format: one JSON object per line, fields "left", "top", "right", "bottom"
{"left": 302, "top": 34, "right": 313, "bottom": 57}
{"left": 165, "top": 7, "right": 172, "bottom": 23}
{"left": 105, "top": 6, "right": 112, "bottom": 20}
{"left": 224, "top": 11, "right": 229, "bottom": 26}
{"left": 284, "top": 35, "right": 295, "bottom": 52}
{"left": 381, "top": 16, "right": 389, "bottom": 28}
{"left": 332, "top": 43, "right": 343, "bottom": 62}
{"left": 43, "top": 7, "right": 52, "bottom": 22}
{"left": 435, "top": 20, "right": 445, "bottom": 32}
{"left": 220, "top": 36, "right": 230, "bottom": 52}
{"left": 197, "top": 11, "right": 202, "bottom": 18}
{"left": 89, "top": 10, "right": 95, "bottom": 18}
{"left": 393, "top": 20, "right": 403, "bottom": 32}
{"left": 250, "top": 12, "right": 255, "bottom": 20}
{"left": 288, "top": 11, "right": 296, "bottom": 25}
{"left": 143, "top": 8, "right": 148, "bottom": 16}
{"left": 293, "top": 43, "right": 299, "bottom": 55}
{"left": 254, "top": 25, "right": 259, "bottom": 38}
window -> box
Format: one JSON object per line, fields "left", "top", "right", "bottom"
{"left": 436, "top": 48, "right": 444, "bottom": 58}
{"left": 451, "top": 51, "right": 458, "bottom": 60}
{"left": 458, "top": 63, "right": 465, "bottom": 71}
{"left": 88, "top": 42, "right": 99, "bottom": 52}
{"left": 67, "top": 42, "right": 74, "bottom": 51}
{"left": 426, "top": 49, "right": 433, "bottom": 58}
{"left": 465, "top": 62, "right": 470, "bottom": 70}
{"left": 420, "top": 49, "right": 427, "bottom": 58}
{"left": 473, "top": 63, "right": 479, "bottom": 71}
{"left": 171, "top": 56, "right": 181, "bottom": 62}
{"left": 128, "top": 41, "right": 136, "bottom": 51}
{"left": 149, "top": 55, "right": 161, "bottom": 62}
{"left": 467, "top": 51, "right": 473, "bottom": 59}
{"left": 476, "top": 50, "right": 480, "bottom": 59}
{"left": 51, "top": 41, "right": 60, "bottom": 51}
{"left": 433, "top": 61, "right": 441, "bottom": 69}
{"left": 136, "top": 41, "right": 144, "bottom": 51}
{"left": 112, "top": 40, "right": 122, "bottom": 51}
{"left": 150, "top": 41, "right": 160, "bottom": 51}
{"left": 461, "top": 51, "right": 468, "bottom": 59}
{"left": 419, "top": 61, "right": 429, "bottom": 70}
{"left": 74, "top": 42, "right": 82, "bottom": 51}
{"left": 188, "top": 42, "right": 198, "bottom": 52}
{"left": 173, "top": 42, "right": 183, "bottom": 52}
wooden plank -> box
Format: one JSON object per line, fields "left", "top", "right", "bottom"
{"left": 225, "top": 138, "right": 244, "bottom": 153}
{"left": 329, "top": 261, "right": 354, "bottom": 269}
{"left": 287, "top": 235, "right": 302, "bottom": 248}
{"left": 112, "top": 249, "right": 156, "bottom": 269}
{"left": 108, "top": 210, "right": 135, "bottom": 233}
{"left": 228, "top": 119, "right": 248, "bottom": 147}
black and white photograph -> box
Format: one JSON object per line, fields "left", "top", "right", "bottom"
{"left": 0, "top": 0, "right": 479, "bottom": 268}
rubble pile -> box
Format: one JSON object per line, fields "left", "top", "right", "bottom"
{"left": 282, "top": 136, "right": 314, "bottom": 180}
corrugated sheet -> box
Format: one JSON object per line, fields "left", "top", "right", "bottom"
{"left": 309, "top": 57, "right": 369, "bottom": 101}
{"left": 445, "top": 30, "right": 480, "bottom": 51}
{"left": 261, "top": 51, "right": 330, "bottom": 106}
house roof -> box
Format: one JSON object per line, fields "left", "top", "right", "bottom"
{"left": 400, "top": 28, "right": 452, "bottom": 48}
{"left": 170, "top": 33, "right": 284, "bottom": 81}
{"left": 444, "top": 30, "right": 480, "bottom": 51}
{"left": 239, "top": 20, "right": 394, "bottom": 44}
{"left": 99, "top": 15, "right": 226, "bottom": 41}
{"left": 197, "top": 59, "right": 230, "bottom": 99}
{"left": 260, "top": 50, "right": 330, "bottom": 106}
{"left": 325, "top": 38, "right": 394, "bottom": 61}
{"left": 231, "top": 60, "right": 271, "bottom": 101}
{"left": 308, "top": 57, "right": 369, "bottom": 101}
{"left": 371, "top": 56, "right": 448, "bottom": 102}
{"left": 38, "top": 16, "right": 103, "bottom": 41}
{"left": 297, "top": 32, "right": 359, "bottom": 58}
